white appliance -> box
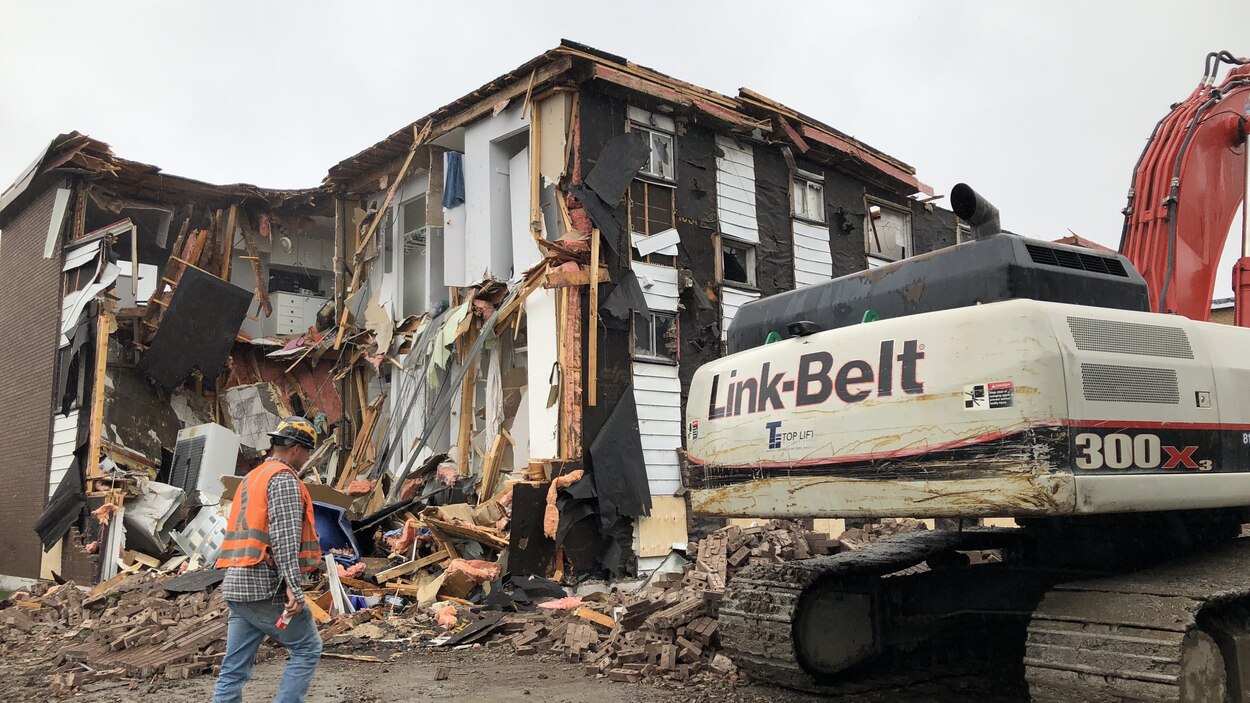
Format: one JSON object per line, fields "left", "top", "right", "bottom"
{"left": 167, "top": 423, "right": 241, "bottom": 502}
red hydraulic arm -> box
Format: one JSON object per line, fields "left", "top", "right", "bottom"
{"left": 1119, "top": 51, "right": 1250, "bottom": 323}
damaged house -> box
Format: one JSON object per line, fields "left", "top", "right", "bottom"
{"left": 0, "top": 40, "right": 964, "bottom": 590}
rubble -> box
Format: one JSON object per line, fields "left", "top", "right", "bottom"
{"left": 0, "top": 517, "right": 926, "bottom": 694}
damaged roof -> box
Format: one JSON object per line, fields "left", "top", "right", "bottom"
{"left": 326, "top": 39, "right": 928, "bottom": 195}
{"left": 0, "top": 132, "right": 327, "bottom": 228}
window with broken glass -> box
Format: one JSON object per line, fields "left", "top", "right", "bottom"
{"left": 721, "top": 239, "right": 757, "bottom": 288}
{"left": 864, "top": 198, "right": 912, "bottom": 264}
{"left": 631, "top": 123, "right": 676, "bottom": 182}
{"left": 792, "top": 175, "right": 825, "bottom": 224}
{"left": 628, "top": 179, "right": 677, "bottom": 267}
{"left": 633, "top": 310, "right": 677, "bottom": 363}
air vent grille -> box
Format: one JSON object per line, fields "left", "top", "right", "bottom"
{"left": 1067, "top": 317, "right": 1194, "bottom": 359}
{"left": 168, "top": 435, "right": 207, "bottom": 493}
{"left": 1026, "top": 244, "right": 1129, "bottom": 277}
{"left": 1081, "top": 363, "right": 1179, "bottom": 404}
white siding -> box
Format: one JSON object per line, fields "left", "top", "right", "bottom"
{"left": 49, "top": 411, "right": 78, "bottom": 498}
{"left": 715, "top": 135, "right": 759, "bottom": 244}
{"left": 632, "top": 362, "right": 682, "bottom": 496}
{"left": 792, "top": 219, "right": 832, "bottom": 288}
{"left": 722, "top": 286, "right": 760, "bottom": 342}
{"left": 630, "top": 261, "right": 679, "bottom": 313}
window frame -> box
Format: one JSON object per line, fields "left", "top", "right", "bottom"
{"left": 399, "top": 193, "right": 428, "bottom": 252}
{"left": 720, "top": 238, "right": 758, "bottom": 289}
{"left": 791, "top": 173, "right": 826, "bottom": 225}
{"left": 863, "top": 197, "right": 913, "bottom": 264}
{"left": 629, "top": 122, "right": 677, "bottom": 184}
{"left": 628, "top": 179, "right": 678, "bottom": 267}
{"left": 632, "top": 309, "right": 678, "bottom": 364}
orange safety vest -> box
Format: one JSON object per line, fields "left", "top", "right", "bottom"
{"left": 216, "top": 459, "right": 322, "bottom": 573}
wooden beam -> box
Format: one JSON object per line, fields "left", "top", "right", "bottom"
{"left": 477, "top": 433, "right": 507, "bottom": 502}
{"left": 238, "top": 211, "right": 272, "bottom": 317}
{"left": 343, "top": 57, "right": 574, "bottom": 193}
{"left": 798, "top": 125, "right": 919, "bottom": 190}
{"left": 529, "top": 96, "right": 544, "bottom": 245}
{"left": 85, "top": 308, "right": 116, "bottom": 481}
{"left": 220, "top": 204, "right": 237, "bottom": 281}
{"left": 588, "top": 229, "right": 600, "bottom": 407}
{"left": 589, "top": 64, "right": 769, "bottom": 133}
{"left": 543, "top": 266, "right": 610, "bottom": 289}
{"left": 775, "top": 116, "right": 810, "bottom": 154}
{"left": 374, "top": 547, "right": 451, "bottom": 583}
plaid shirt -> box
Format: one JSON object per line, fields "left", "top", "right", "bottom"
{"left": 221, "top": 465, "right": 308, "bottom": 604}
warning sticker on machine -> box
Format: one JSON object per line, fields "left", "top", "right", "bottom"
{"left": 964, "top": 381, "right": 1014, "bottom": 410}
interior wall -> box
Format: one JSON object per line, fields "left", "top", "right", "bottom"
{"left": 462, "top": 103, "right": 528, "bottom": 283}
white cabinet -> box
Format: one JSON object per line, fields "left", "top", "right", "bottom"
{"left": 261, "top": 292, "right": 329, "bottom": 337}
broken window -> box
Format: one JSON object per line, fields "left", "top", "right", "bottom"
{"left": 792, "top": 175, "right": 825, "bottom": 223}
{"left": 633, "top": 310, "right": 677, "bottom": 363}
{"left": 721, "top": 239, "right": 757, "bottom": 288}
{"left": 864, "top": 199, "right": 912, "bottom": 264}
{"left": 628, "top": 180, "right": 677, "bottom": 267}
{"left": 631, "top": 124, "right": 675, "bottom": 182}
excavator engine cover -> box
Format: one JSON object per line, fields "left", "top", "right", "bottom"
{"left": 726, "top": 234, "right": 1149, "bottom": 354}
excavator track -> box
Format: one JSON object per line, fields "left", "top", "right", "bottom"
{"left": 1025, "top": 537, "right": 1250, "bottom": 703}
{"left": 720, "top": 528, "right": 1021, "bottom": 694}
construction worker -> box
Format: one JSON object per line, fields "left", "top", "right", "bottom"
{"left": 213, "top": 416, "right": 324, "bottom": 703}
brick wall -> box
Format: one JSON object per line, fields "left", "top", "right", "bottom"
{"left": 0, "top": 185, "right": 64, "bottom": 578}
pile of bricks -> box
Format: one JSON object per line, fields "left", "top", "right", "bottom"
{"left": 0, "top": 574, "right": 229, "bottom": 693}
{"left": 490, "top": 520, "right": 836, "bottom": 685}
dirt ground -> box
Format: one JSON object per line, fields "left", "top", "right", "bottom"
{"left": 12, "top": 644, "right": 1027, "bottom": 703}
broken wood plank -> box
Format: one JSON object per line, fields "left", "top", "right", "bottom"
{"left": 238, "top": 211, "right": 272, "bottom": 317}
{"left": 542, "top": 266, "right": 610, "bottom": 289}
{"left": 477, "top": 433, "right": 507, "bottom": 503}
{"left": 373, "top": 547, "right": 451, "bottom": 583}
{"left": 321, "top": 652, "right": 385, "bottom": 663}
{"left": 574, "top": 606, "right": 615, "bottom": 630}
{"left": 220, "top": 204, "right": 237, "bottom": 281}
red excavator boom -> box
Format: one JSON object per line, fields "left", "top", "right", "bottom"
{"left": 1119, "top": 51, "right": 1250, "bottom": 323}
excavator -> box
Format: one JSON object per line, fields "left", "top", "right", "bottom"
{"left": 684, "top": 52, "right": 1250, "bottom": 701}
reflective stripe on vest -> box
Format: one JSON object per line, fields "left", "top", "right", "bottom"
{"left": 215, "top": 459, "right": 322, "bottom": 573}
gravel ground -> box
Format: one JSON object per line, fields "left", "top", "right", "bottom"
{"left": 3, "top": 642, "right": 1028, "bottom": 702}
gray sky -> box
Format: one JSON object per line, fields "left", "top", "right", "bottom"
{"left": 2, "top": 0, "right": 1245, "bottom": 295}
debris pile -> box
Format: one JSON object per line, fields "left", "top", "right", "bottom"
{"left": 0, "top": 573, "right": 228, "bottom": 694}
{"left": 0, "top": 518, "right": 931, "bottom": 693}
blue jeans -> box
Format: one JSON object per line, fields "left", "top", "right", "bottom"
{"left": 213, "top": 599, "right": 322, "bottom": 703}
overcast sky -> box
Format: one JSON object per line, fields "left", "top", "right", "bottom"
{"left": 1, "top": 0, "right": 1245, "bottom": 295}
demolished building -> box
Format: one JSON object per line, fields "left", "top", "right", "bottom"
{"left": 0, "top": 40, "right": 968, "bottom": 589}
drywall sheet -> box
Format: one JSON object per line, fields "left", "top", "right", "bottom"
{"left": 140, "top": 267, "right": 250, "bottom": 389}
{"left": 524, "top": 289, "right": 560, "bottom": 459}
{"left": 220, "top": 382, "right": 288, "bottom": 454}
{"left": 714, "top": 135, "right": 758, "bottom": 244}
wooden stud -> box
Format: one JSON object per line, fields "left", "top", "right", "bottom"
{"left": 85, "top": 308, "right": 116, "bottom": 481}
{"left": 220, "top": 204, "right": 237, "bottom": 281}
{"left": 588, "top": 229, "right": 600, "bottom": 406}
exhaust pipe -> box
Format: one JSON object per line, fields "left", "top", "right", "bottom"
{"left": 951, "top": 183, "right": 1001, "bottom": 239}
